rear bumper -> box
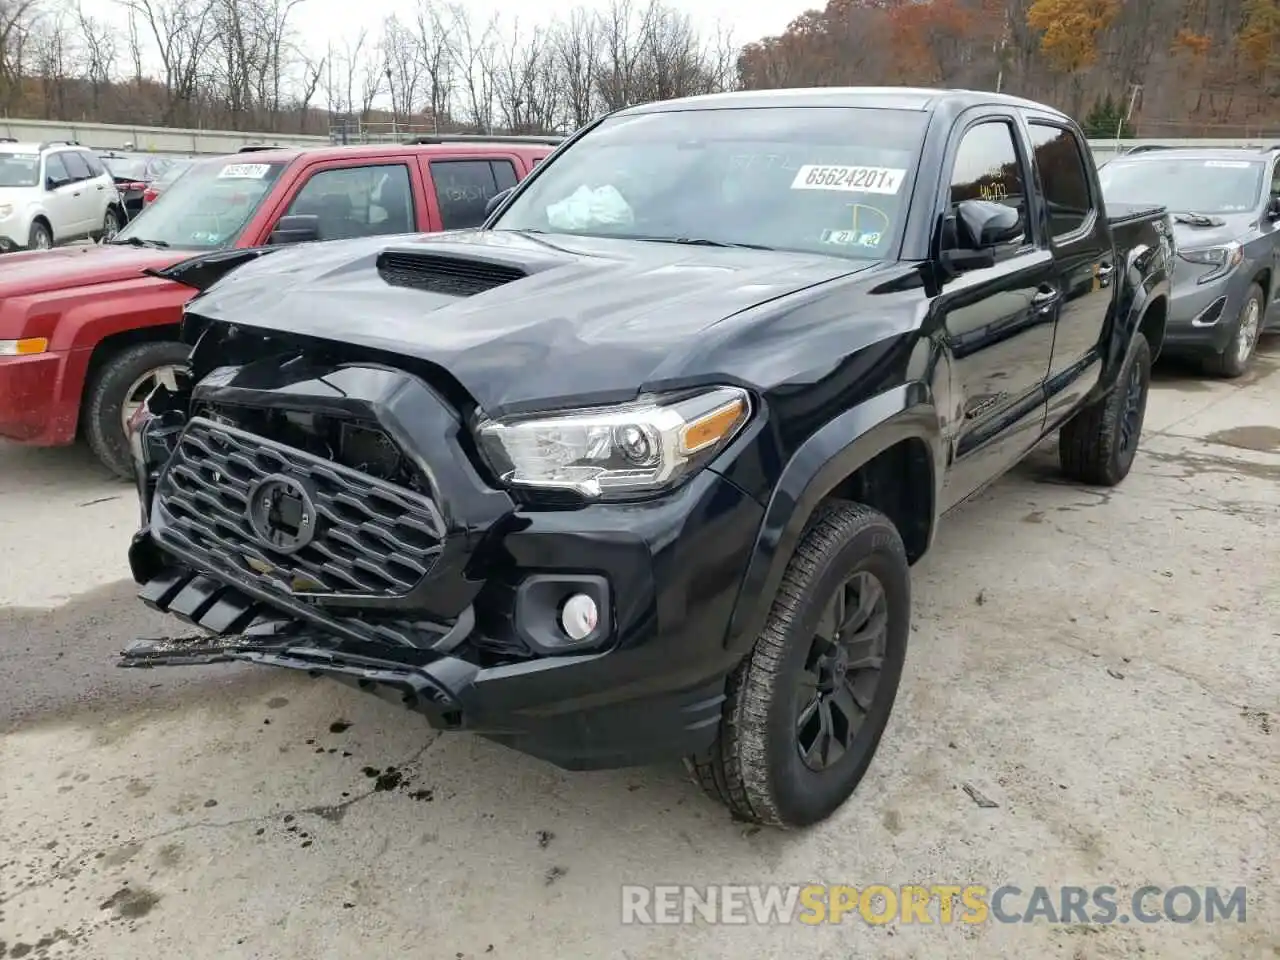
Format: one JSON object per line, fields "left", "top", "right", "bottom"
{"left": 128, "top": 458, "right": 764, "bottom": 769}
{"left": 0, "top": 352, "right": 81, "bottom": 445}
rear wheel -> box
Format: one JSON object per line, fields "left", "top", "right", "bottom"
{"left": 84, "top": 341, "right": 189, "bottom": 479}
{"left": 99, "top": 207, "right": 122, "bottom": 242}
{"left": 1059, "top": 333, "right": 1152, "bottom": 487}
{"left": 1204, "top": 283, "right": 1264, "bottom": 378}
{"left": 27, "top": 221, "right": 52, "bottom": 250}
{"left": 685, "top": 502, "right": 910, "bottom": 827}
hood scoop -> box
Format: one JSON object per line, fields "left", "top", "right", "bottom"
{"left": 375, "top": 249, "right": 527, "bottom": 297}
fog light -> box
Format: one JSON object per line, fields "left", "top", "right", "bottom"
{"left": 561, "top": 593, "right": 599, "bottom": 641}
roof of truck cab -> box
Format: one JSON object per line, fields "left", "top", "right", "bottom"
{"left": 619, "top": 87, "right": 1069, "bottom": 118}
{"left": 189, "top": 141, "right": 557, "bottom": 167}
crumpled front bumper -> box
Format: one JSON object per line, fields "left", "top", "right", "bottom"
{"left": 126, "top": 365, "right": 764, "bottom": 769}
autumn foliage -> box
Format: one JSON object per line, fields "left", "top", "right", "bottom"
{"left": 738, "top": 0, "right": 1280, "bottom": 136}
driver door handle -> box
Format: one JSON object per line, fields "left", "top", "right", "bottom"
{"left": 1032, "top": 285, "right": 1060, "bottom": 313}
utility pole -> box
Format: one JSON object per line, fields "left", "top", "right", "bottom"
{"left": 1116, "top": 83, "right": 1142, "bottom": 150}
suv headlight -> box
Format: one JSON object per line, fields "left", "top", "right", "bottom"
{"left": 0, "top": 203, "right": 13, "bottom": 220}
{"left": 1178, "top": 241, "right": 1243, "bottom": 283}
{"left": 476, "top": 386, "right": 751, "bottom": 499}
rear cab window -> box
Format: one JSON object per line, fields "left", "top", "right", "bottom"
{"left": 1027, "top": 122, "right": 1095, "bottom": 239}
{"left": 428, "top": 158, "right": 520, "bottom": 230}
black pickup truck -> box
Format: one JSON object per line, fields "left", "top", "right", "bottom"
{"left": 123, "top": 87, "right": 1173, "bottom": 828}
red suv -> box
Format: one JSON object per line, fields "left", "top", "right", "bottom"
{"left": 0, "top": 136, "right": 557, "bottom": 476}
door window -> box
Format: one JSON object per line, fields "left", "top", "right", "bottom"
{"left": 1270, "top": 162, "right": 1280, "bottom": 198}
{"left": 946, "top": 121, "right": 1028, "bottom": 248}
{"left": 60, "top": 151, "right": 91, "bottom": 182}
{"left": 44, "top": 153, "right": 69, "bottom": 185}
{"left": 281, "top": 164, "right": 415, "bottom": 241}
{"left": 430, "top": 159, "right": 515, "bottom": 230}
{"left": 80, "top": 151, "right": 107, "bottom": 178}
{"left": 1029, "top": 123, "right": 1094, "bottom": 238}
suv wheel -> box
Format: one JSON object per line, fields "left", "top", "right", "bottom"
{"left": 1204, "top": 283, "right": 1264, "bottom": 378}
{"left": 686, "top": 502, "right": 910, "bottom": 827}
{"left": 1059, "top": 332, "right": 1152, "bottom": 486}
{"left": 28, "top": 221, "right": 52, "bottom": 250}
{"left": 84, "top": 341, "right": 189, "bottom": 479}
{"left": 100, "top": 207, "right": 122, "bottom": 242}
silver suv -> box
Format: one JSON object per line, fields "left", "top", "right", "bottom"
{"left": 0, "top": 140, "right": 124, "bottom": 252}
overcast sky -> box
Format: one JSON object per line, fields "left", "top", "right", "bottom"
{"left": 81, "top": 0, "right": 810, "bottom": 69}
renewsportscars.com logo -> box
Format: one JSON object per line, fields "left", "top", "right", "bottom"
{"left": 620, "top": 884, "right": 1248, "bottom": 926}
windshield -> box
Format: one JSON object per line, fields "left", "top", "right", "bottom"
{"left": 1099, "top": 157, "right": 1265, "bottom": 215}
{"left": 154, "top": 161, "right": 193, "bottom": 189}
{"left": 103, "top": 156, "right": 151, "bottom": 181}
{"left": 0, "top": 151, "right": 41, "bottom": 188}
{"left": 492, "top": 106, "right": 929, "bottom": 259}
{"left": 112, "top": 158, "right": 286, "bottom": 250}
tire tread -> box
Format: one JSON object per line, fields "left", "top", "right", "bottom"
{"left": 688, "top": 501, "right": 907, "bottom": 827}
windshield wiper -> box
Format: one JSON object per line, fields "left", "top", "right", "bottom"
{"left": 629, "top": 236, "right": 775, "bottom": 250}
{"left": 108, "top": 235, "right": 170, "bottom": 248}
{"left": 1173, "top": 212, "right": 1223, "bottom": 227}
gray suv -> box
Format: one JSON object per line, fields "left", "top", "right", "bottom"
{"left": 1099, "top": 147, "right": 1279, "bottom": 376}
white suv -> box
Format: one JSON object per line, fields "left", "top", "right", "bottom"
{"left": 0, "top": 140, "right": 124, "bottom": 252}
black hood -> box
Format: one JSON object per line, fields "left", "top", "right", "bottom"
{"left": 185, "top": 229, "right": 874, "bottom": 415}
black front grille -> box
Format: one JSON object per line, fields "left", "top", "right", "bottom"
{"left": 376, "top": 251, "right": 525, "bottom": 297}
{"left": 153, "top": 417, "right": 446, "bottom": 602}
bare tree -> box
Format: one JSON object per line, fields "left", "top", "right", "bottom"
{"left": 381, "top": 13, "right": 422, "bottom": 125}
{"left": 552, "top": 6, "right": 598, "bottom": 130}
{"left": 0, "top": 0, "right": 40, "bottom": 112}
{"left": 414, "top": 0, "right": 452, "bottom": 133}
{"left": 120, "top": 0, "right": 216, "bottom": 125}
{"left": 76, "top": 2, "right": 117, "bottom": 112}
{"left": 444, "top": 2, "right": 498, "bottom": 132}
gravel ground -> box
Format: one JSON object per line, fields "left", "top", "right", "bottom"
{"left": 0, "top": 340, "right": 1277, "bottom": 959}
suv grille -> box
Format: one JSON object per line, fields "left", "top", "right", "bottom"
{"left": 153, "top": 417, "right": 446, "bottom": 601}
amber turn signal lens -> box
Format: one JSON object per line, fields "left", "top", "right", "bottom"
{"left": 679, "top": 397, "right": 747, "bottom": 454}
{"left": 0, "top": 337, "right": 49, "bottom": 356}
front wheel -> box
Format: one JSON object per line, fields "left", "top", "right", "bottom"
{"left": 84, "top": 341, "right": 189, "bottom": 479}
{"left": 686, "top": 502, "right": 910, "bottom": 827}
{"left": 27, "top": 220, "right": 52, "bottom": 250}
{"left": 1204, "top": 283, "right": 1264, "bottom": 378}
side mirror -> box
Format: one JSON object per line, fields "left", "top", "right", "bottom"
{"left": 1267, "top": 196, "right": 1280, "bottom": 221}
{"left": 484, "top": 187, "right": 514, "bottom": 218}
{"left": 941, "top": 199, "right": 1024, "bottom": 272}
{"left": 47, "top": 176, "right": 69, "bottom": 191}
{"left": 267, "top": 214, "right": 321, "bottom": 245}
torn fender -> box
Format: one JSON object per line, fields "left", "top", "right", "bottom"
{"left": 145, "top": 245, "right": 286, "bottom": 293}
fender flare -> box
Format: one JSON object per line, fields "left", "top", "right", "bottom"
{"left": 722, "top": 382, "right": 943, "bottom": 657}
{"left": 1093, "top": 245, "right": 1171, "bottom": 400}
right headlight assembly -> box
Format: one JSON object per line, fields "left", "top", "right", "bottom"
{"left": 475, "top": 385, "right": 751, "bottom": 500}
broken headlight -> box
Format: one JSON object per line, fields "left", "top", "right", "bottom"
{"left": 475, "top": 386, "right": 751, "bottom": 499}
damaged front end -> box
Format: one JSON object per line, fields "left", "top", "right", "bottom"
{"left": 123, "top": 317, "right": 524, "bottom": 731}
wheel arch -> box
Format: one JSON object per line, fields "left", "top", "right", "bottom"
{"left": 722, "top": 383, "right": 943, "bottom": 658}
{"left": 78, "top": 325, "right": 183, "bottom": 435}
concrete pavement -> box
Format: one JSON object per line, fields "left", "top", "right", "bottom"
{"left": 1, "top": 341, "right": 1277, "bottom": 959}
